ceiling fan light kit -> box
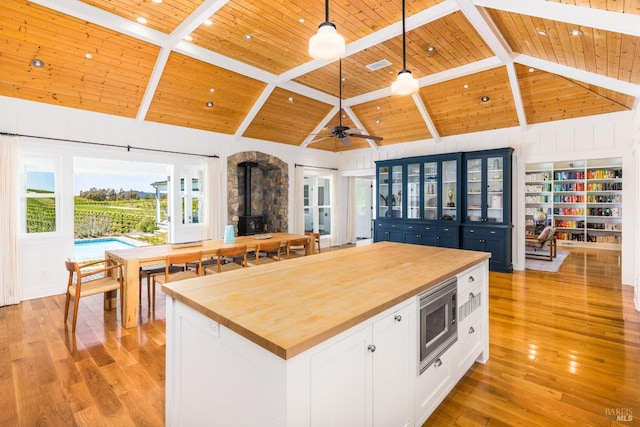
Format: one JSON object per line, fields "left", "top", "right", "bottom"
{"left": 392, "top": 69, "right": 419, "bottom": 96}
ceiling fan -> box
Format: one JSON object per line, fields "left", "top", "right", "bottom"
{"left": 310, "top": 59, "right": 383, "bottom": 147}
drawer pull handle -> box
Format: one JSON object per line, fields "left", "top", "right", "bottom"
{"left": 469, "top": 292, "right": 475, "bottom": 299}
{"left": 434, "top": 358, "right": 442, "bottom": 367}
{"left": 394, "top": 314, "right": 402, "bottom": 322}
{"left": 468, "top": 326, "right": 475, "bottom": 334}
{"left": 368, "top": 344, "right": 376, "bottom": 353}
{"left": 468, "top": 276, "right": 475, "bottom": 283}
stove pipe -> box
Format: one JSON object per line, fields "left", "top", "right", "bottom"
{"left": 240, "top": 162, "right": 258, "bottom": 216}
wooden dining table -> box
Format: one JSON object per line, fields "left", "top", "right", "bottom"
{"left": 105, "top": 232, "right": 314, "bottom": 328}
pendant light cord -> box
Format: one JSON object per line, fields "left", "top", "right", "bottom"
{"left": 401, "top": 0, "right": 407, "bottom": 71}
{"left": 339, "top": 58, "right": 343, "bottom": 127}
{"left": 325, "top": 0, "right": 330, "bottom": 22}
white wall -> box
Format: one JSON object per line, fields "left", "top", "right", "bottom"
{"left": 339, "top": 111, "right": 636, "bottom": 288}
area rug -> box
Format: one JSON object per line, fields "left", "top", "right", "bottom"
{"left": 525, "top": 250, "right": 570, "bottom": 273}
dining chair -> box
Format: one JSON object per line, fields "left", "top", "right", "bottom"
{"left": 150, "top": 251, "right": 203, "bottom": 311}
{"left": 305, "top": 231, "right": 321, "bottom": 253}
{"left": 64, "top": 259, "right": 124, "bottom": 332}
{"left": 139, "top": 264, "right": 184, "bottom": 302}
{"left": 253, "top": 240, "right": 282, "bottom": 265}
{"left": 204, "top": 245, "right": 249, "bottom": 273}
{"left": 286, "top": 237, "right": 310, "bottom": 259}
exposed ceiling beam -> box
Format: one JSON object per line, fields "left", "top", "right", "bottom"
{"left": 474, "top": 0, "right": 640, "bottom": 37}
{"left": 234, "top": 84, "right": 277, "bottom": 140}
{"left": 412, "top": 94, "right": 441, "bottom": 144}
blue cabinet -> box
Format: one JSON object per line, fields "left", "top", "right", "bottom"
{"left": 374, "top": 148, "right": 513, "bottom": 272}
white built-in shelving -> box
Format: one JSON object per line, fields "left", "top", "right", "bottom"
{"left": 525, "top": 158, "right": 622, "bottom": 249}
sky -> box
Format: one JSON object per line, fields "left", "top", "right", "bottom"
{"left": 26, "top": 171, "right": 165, "bottom": 194}
{"left": 74, "top": 173, "right": 166, "bottom": 194}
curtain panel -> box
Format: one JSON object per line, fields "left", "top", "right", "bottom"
{"left": 0, "top": 135, "right": 21, "bottom": 306}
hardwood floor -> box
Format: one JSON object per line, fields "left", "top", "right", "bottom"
{"left": 0, "top": 247, "right": 637, "bottom": 426}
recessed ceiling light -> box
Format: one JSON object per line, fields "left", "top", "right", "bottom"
{"left": 375, "top": 119, "right": 381, "bottom": 124}
{"left": 528, "top": 67, "right": 535, "bottom": 73}
{"left": 299, "top": 18, "right": 305, "bottom": 23}
{"left": 203, "top": 19, "right": 213, "bottom": 26}
{"left": 426, "top": 46, "right": 436, "bottom": 53}
{"left": 31, "top": 58, "right": 44, "bottom": 68}
{"left": 569, "top": 28, "right": 583, "bottom": 36}
{"left": 537, "top": 30, "right": 547, "bottom": 36}
{"left": 376, "top": 106, "right": 381, "bottom": 110}
{"left": 209, "top": 88, "right": 215, "bottom": 93}
{"left": 463, "top": 84, "right": 469, "bottom": 89}
{"left": 85, "top": 53, "right": 92, "bottom": 59}
{"left": 481, "top": 96, "right": 490, "bottom": 102}
{"left": 136, "top": 17, "right": 148, "bottom": 24}
{"left": 341, "top": 77, "right": 347, "bottom": 82}
{"left": 288, "top": 97, "right": 294, "bottom": 103}
{"left": 206, "top": 101, "right": 213, "bottom": 108}
{"left": 151, "top": 0, "right": 162, "bottom": 3}
{"left": 244, "top": 34, "right": 254, "bottom": 40}
{"left": 184, "top": 35, "right": 193, "bottom": 41}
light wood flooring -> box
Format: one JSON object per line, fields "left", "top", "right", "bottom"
{"left": 0, "top": 247, "right": 638, "bottom": 426}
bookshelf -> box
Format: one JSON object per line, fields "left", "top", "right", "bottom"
{"left": 525, "top": 158, "right": 622, "bottom": 249}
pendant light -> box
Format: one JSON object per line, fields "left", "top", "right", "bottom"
{"left": 391, "top": 0, "right": 419, "bottom": 96}
{"left": 309, "top": 0, "right": 345, "bottom": 61}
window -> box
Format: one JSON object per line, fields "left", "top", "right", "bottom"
{"left": 180, "top": 169, "right": 203, "bottom": 224}
{"left": 304, "top": 175, "right": 332, "bottom": 235}
{"left": 21, "top": 157, "right": 58, "bottom": 234}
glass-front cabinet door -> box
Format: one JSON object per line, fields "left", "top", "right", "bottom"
{"left": 377, "top": 162, "right": 403, "bottom": 219}
{"left": 465, "top": 152, "right": 508, "bottom": 224}
{"left": 407, "top": 161, "right": 422, "bottom": 219}
{"left": 441, "top": 159, "right": 457, "bottom": 220}
{"left": 422, "top": 161, "right": 438, "bottom": 220}
{"left": 466, "top": 157, "right": 483, "bottom": 222}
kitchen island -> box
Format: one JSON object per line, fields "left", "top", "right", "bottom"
{"left": 162, "top": 241, "right": 490, "bottom": 426}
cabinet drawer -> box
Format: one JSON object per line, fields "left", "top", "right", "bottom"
{"left": 458, "top": 281, "right": 483, "bottom": 325}
{"left": 403, "top": 223, "right": 436, "bottom": 233}
{"left": 457, "top": 264, "right": 485, "bottom": 292}
{"left": 456, "top": 317, "right": 483, "bottom": 375}
{"left": 463, "top": 227, "right": 505, "bottom": 239}
{"left": 376, "top": 221, "right": 402, "bottom": 231}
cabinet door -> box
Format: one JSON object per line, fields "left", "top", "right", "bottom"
{"left": 441, "top": 159, "right": 458, "bottom": 221}
{"left": 465, "top": 157, "right": 484, "bottom": 223}
{"left": 372, "top": 305, "right": 412, "bottom": 427}
{"left": 407, "top": 161, "right": 422, "bottom": 219}
{"left": 310, "top": 326, "right": 371, "bottom": 427}
{"left": 486, "top": 155, "right": 505, "bottom": 223}
{"left": 423, "top": 161, "right": 438, "bottom": 220}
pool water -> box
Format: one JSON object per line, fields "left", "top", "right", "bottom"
{"left": 74, "top": 238, "right": 139, "bottom": 261}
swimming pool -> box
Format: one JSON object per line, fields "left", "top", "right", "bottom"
{"left": 74, "top": 237, "right": 141, "bottom": 261}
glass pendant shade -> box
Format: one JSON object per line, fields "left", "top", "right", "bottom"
{"left": 309, "top": 22, "right": 345, "bottom": 61}
{"left": 391, "top": 70, "right": 419, "bottom": 96}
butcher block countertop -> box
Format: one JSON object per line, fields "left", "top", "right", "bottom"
{"left": 162, "top": 242, "right": 490, "bottom": 360}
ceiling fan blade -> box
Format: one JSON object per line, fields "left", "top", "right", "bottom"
{"left": 338, "top": 136, "right": 352, "bottom": 146}
{"left": 309, "top": 136, "right": 334, "bottom": 144}
{"left": 347, "top": 133, "right": 384, "bottom": 142}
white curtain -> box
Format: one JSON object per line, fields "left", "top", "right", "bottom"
{"left": 345, "top": 176, "right": 357, "bottom": 244}
{"left": 0, "top": 135, "right": 21, "bottom": 306}
{"left": 204, "top": 156, "right": 222, "bottom": 239}
{"left": 294, "top": 166, "right": 305, "bottom": 234}
{"left": 331, "top": 170, "right": 340, "bottom": 247}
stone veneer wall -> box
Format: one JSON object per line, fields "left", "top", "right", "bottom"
{"left": 227, "top": 152, "right": 289, "bottom": 234}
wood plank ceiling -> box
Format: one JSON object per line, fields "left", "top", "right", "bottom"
{"left": 1, "top": 0, "right": 639, "bottom": 152}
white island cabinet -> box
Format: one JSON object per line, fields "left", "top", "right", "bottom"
{"left": 163, "top": 242, "right": 490, "bottom": 426}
